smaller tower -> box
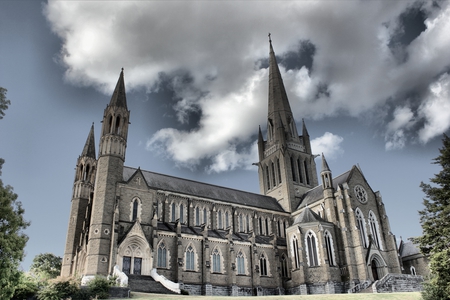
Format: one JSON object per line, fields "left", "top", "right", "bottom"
{"left": 321, "top": 153, "right": 333, "bottom": 190}
{"left": 321, "top": 153, "right": 336, "bottom": 223}
{"left": 61, "top": 124, "right": 97, "bottom": 277}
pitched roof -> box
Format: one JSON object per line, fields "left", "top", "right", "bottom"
{"left": 296, "top": 169, "right": 352, "bottom": 210}
{"left": 123, "top": 166, "right": 285, "bottom": 212}
{"left": 400, "top": 241, "right": 421, "bottom": 258}
{"left": 293, "top": 207, "right": 326, "bottom": 224}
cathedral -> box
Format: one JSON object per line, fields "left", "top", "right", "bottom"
{"left": 61, "top": 40, "right": 413, "bottom": 295}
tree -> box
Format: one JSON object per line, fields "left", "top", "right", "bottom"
{"left": 0, "top": 87, "right": 10, "bottom": 119}
{"left": 414, "top": 134, "right": 450, "bottom": 300}
{"left": 0, "top": 88, "right": 29, "bottom": 299}
{"left": 30, "top": 253, "right": 62, "bottom": 280}
{"left": 0, "top": 160, "right": 30, "bottom": 299}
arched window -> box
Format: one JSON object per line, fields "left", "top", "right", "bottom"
{"left": 203, "top": 208, "right": 207, "bottom": 225}
{"left": 290, "top": 157, "right": 297, "bottom": 182}
{"left": 292, "top": 235, "right": 300, "bottom": 269}
{"left": 259, "top": 217, "right": 263, "bottom": 235}
{"left": 171, "top": 203, "right": 176, "bottom": 222}
{"left": 239, "top": 214, "right": 243, "bottom": 232}
{"left": 281, "top": 254, "right": 288, "bottom": 277}
{"left": 218, "top": 210, "right": 223, "bottom": 229}
{"left": 266, "top": 165, "right": 271, "bottom": 190}
{"left": 277, "top": 219, "right": 281, "bottom": 237}
{"left": 195, "top": 207, "right": 200, "bottom": 226}
{"left": 306, "top": 231, "right": 319, "bottom": 267}
{"left": 272, "top": 162, "right": 276, "bottom": 187}
{"left": 225, "top": 211, "right": 229, "bottom": 228}
{"left": 410, "top": 266, "right": 416, "bottom": 275}
{"left": 157, "top": 242, "right": 167, "bottom": 268}
{"left": 179, "top": 204, "right": 184, "bottom": 224}
{"left": 114, "top": 115, "right": 121, "bottom": 134}
{"left": 324, "top": 230, "right": 335, "bottom": 266}
{"left": 304, "top": 161, "right": 310, "bottom": 185}
{"left": 84, "top": 164, "right": 90, "bottom": 181}
{"left": 132, "top": 199, "right": 138, "bottom": 221}
{"left": 356, "top": 208, "right": 368, "bottom": 248}
{"left": 369, "top": 211, "right": 383, "bottom": 250}
{"left": 260, "top": 253, "right": 268, "bottom": 276}
{"left": 212, "top": 248, "right": 221, "bottom": 273}
{"left": 236, "top": 250, "right": 245, "bottom": 275}
{"left": 185, "top": 245, "right": 195, "bottom": 271}
{"left": 277, "top": 158, "right": 282, "bottom": 184}
{"left": 297, "top": 159, "right": 303, "bottom": 183}
{"left": 265, "top": 218, "right": 269, "bottom": 235}
{"left": 107, "top": 115, "right": 113, "bottom": 134}
{"left": 246, "top": 215, "right": 250, "bottom": 232}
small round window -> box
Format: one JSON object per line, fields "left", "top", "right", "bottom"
{"left": 354, "top": 185, "right": 368, "bottom": 203}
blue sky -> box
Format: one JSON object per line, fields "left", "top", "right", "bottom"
{"left": 1, "top": 1, "right": 449, "bottom": 271}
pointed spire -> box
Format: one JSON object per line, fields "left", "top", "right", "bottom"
{"left": 321, "top": 153, "right": 331, "bottom": 172}
{"left": 109, "top": 68, "right": 128, "bottom": 109}
{"left": 81, "top": 123, "right": 96, "bottom": 158}
{"left": 268, "top": 36, "right": 294, "bottom": 129}
{"left": 302, "top": 119, "right": 309, "bottom": 137}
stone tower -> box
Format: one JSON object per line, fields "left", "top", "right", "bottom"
{"left": 258, "top": 38, "right": 318, "bottom": 212}
{"left": 61, "top": 124, "right": 97, "bottom": 277}
{"left": 85, "top": 69, "right": 130, "bottom": 276}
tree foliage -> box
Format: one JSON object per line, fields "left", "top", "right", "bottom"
{"left": 31, "top": 253, "right": 62, "bottom": 280}
{"left": 414, "top": 134, "right": 450, "bottom": 299}
{"left": 0, "top": 87, "right": 10, "bottom": 120}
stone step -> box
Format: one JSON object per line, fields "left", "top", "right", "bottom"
{"left": 127, "top": 274, "right": 177, "bottom": 294}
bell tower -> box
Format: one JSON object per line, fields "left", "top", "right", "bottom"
{"left": 61, "top": 124, "right": 96, "bottom": 277}
{"left": 85, "top": 69, "right": 130, "bottom": 276}
{"left": 258, "top": 37, "right": 318, "bottom": 212}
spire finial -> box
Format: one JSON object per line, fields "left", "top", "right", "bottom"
{"left": 268, "top": 33, "right": 272, "bottom": 44}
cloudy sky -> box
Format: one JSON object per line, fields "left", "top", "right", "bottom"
{"left": 1, "top": 0, "right": 449, "bottom": 270}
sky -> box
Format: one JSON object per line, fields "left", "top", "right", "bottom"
{"left": 1, "top": 0, "right": 449, "bottom": 271}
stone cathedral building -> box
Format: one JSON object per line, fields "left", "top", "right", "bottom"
{"left": 61, "top": 40, "right": 408, "bottom": 295}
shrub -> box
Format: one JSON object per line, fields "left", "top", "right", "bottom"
{"left": 88, "top": 276, "right": 110, "bottom": 299}
{"left": 12, "top": 272, "right": 39, "bottom": 300}
{"left": 37, "top": 278, "right": 79, "bottom": 300}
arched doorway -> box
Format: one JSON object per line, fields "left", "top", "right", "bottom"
{"left": 371, "top": 258, "right": 379, "bottom": 281}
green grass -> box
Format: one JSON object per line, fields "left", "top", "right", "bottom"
{"left": 112, "top": 292, "right": 422, "bottom": 300}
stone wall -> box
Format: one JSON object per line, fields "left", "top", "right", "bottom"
{"left": 374, "top": 274, "right": 424, "bottom": 293}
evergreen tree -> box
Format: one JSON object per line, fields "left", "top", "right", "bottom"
{"left": 414, "top": 134, "right": 450, "bottom": 300}
{"left": 30, "top": 253, "right": 62, "bottom": 280}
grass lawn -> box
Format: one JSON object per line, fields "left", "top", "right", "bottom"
{"left": 112, "top": 292, "right": 422, "bottom": 300}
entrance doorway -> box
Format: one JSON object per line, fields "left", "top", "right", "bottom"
{"left": 122, "top": 256, "right": 142, "bottom": 275}
{"left": 371, "top": 259, "right": 379, "bottom": 281}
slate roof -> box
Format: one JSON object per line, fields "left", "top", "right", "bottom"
{"left": 293, "top": 207, "right": 326, "bottom": 225}
{"left": 296, "top": 169, "right": 352, "bottom": 210}
{"left": 400, "top": 241, "right": 421, "bottom": 258}
{"left": 123, "top": 166, "right": 285, "bottom": 212}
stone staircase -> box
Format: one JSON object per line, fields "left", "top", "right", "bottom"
{"left": 127, "top": 274, "right": 177, "bottom": 294}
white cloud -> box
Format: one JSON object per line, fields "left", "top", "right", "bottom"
{"left": 418, "top": 73, "right": 450, "bottom": 144}
{"left": 385, "top": 106, "right": 416, "bottom": 150}
{"left": 44, "top": 1, "right": 450, "bottom": 170}
{"left": 311, "top": 132, "right": 344, "bottom": 160}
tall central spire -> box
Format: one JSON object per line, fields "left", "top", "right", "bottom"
{"left": 268, "top": 37, "right": 294, "bottom": 131}
{"left": 109, "top": 68, "right": 128, "bottom": 110}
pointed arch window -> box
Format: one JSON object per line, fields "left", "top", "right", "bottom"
{"left": 356, "top": 209, "right": 368, "bottom": 248}
{"left": 281, "top": 254, "right": 288, "bottom": 277}
{"left": 212, "top": 248, "right": 221, "bottom": 273}
{"left": 114, "top": 115, "right": 121, "bottom": 134}
{"left": 369, "top": 211, "right": 383, "bottom": 250}
{"left": 306, "top": 231, "right": 319, "bottom": 267}
{"left": 290, "top": 157, "right": 297, "bottom": 182}
{"left": 171, "top": 203, "right": 176, "bottom": 222}
{"left": 132, "top": 199, "right": 138, "bottom": 221}
{"left": 297, "top": 158, "right": 304, "bottom": 183}
{"left": 236, "top": 250, "right": 245, "bottom": 275}
{"left": 107, "top": 115, "right": 113, "bottom": 134}
{"left": 246, "top": 215, "right": 250, "bottom": 232}
{"left": 324, "top": 230, "right": 336, "bottom": 266}
{"left": 277, "top": 158, "right": 282, "bottom": 184}
{"left": 203, "top": 208, "right": 207, "bottom": 225}
{"left": 259, "top": 217, "right": 263, "bottom": 235}
{"left": 185, "top": 245, "right": 195, "bottom": 271}
{"left": 304, "top": 161, "right": 310, "bottom": 185}
{"left": 410, "top": 266, "right": 416, "bottom": 275}
{"left": 239, "top": 214, "right": 243, "bottom": 232}
{"left": 277, "top": 219, "right": 281, "bottom": 237}
{"left": 265, "top": 218, "right": 270, "bottom": 235}
{"left": 195, "top": 207, "right": 200, "bottom": 226}
{"left": 157, "top": 242, "right": 167, "bottom": 268}
{"left": 272, "top": 162, "right": 276, "bottom": 187}
{"left": 225, "top": 211, "right": 229, "bottom": 229}
{"left": 179, "top": 204, "right": 184, "bottom": 224}
{"left": 218, "top": 211, "right": 223, "bottom": 229}
{"left": 292, "top": 235, "right": 300, "bottom": 269}
{"left": 266, "top": 165, "right": 271, "bottom": 190}
{"left": 260, "top": 253, "right": 268, "bottom": 276}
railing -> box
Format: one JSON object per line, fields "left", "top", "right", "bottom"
{"left": 348, "top": 280, "right": 371, "bottom": 293}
